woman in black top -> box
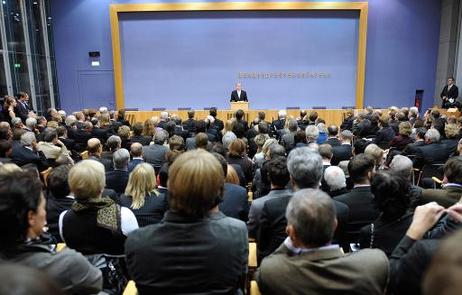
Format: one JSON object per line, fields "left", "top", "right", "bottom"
{"left": 120, "top": 163, "right": 167, "bottom": 227}
{"left": 359, "top": 171, "right": 413, "bottom": 256}
{"left": 2, "top": 96, "right": 17, "bottom": 123}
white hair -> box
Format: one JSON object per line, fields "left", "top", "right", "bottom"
{"left": 58, "top": 110, "right": 66, "bottom": 117}
{"left": 65, "top": 115, "right": 77, "bottom": 127}
{"left": 20, "top": 132, "right": 36, "bottom": 146}
{"left": 160, "top": 111, "right": 169, "bottom": 120}
{"left": 25, "top": 117, "right": 37, "bottom": 128}
{"left": 278, "top": 109, "right": 287, "bottom": 118}
{"left": 222, "top": 132, "right": 237, "bottom": 150}
{"left": 305, "top": 125, "right": 320, "bottom": 141}
{"left": 389, "top": 155, "right": 413, "bottom": 179}
{"left": 99, "top": 106, "right": 108, "bottom": 113}
{"left": 113, "top": 148, "right": 130, "bottom": 170}
{"left": 324, "top": 166, "right": 347, "bottom": 191}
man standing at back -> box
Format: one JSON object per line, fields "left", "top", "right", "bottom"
{"left": 256, "top": 189, "right": 388, "bottom": 295}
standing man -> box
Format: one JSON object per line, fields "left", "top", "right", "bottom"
{"left": 441, "top": 77, "right": 459, "bottom": 109}
{"left": 230, "top": 83, "right": 248, "bottom": 102}
{"left": 14, "top": 92, "right": 35, "bottom": 123}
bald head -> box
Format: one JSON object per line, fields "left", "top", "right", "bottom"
{"left": 130, "top": 142, "right": 143, "bottom": 157}
{"left": 87, "top": 138, "right": 102, "bottom": 155}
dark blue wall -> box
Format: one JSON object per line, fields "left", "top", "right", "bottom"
{"left": 51, "top": 0, "right": 441, "bottom": 112}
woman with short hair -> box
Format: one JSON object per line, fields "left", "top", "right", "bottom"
{"left": 227, "top": 138, "right": 254, "bottom": 183}
{"left": 390, "top": 121, "right": 414, "bottom": 151}
{"left": 120, "top": 163, "right": 167, "bottom": 227}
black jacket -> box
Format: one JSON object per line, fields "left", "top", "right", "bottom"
{"left": 105, "top": 170, "right": 129, "bottom": 194}
{"left": 230, "top": 90, "right": 248, "bottom": 102}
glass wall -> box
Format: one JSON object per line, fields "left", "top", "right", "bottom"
{"left": 0, "top": 0, "right": 58, "bottom": 114}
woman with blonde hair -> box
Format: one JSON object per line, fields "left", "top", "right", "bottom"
{"left": 2, "top": 96, "right": 16, "bottom": 123}
{"left": 389, "top": 121, "right": 414, "bottom": 151}
{"left": 120, "top": 163, "right": 167, "bottom": 227}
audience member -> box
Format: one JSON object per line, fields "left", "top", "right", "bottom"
{"left": 324, "top": 165, "right": 349, "bottom": 197}
{"left": 128, "top": 142, "right": 144, "bottom": 173}
{"left": 125, "top": 150, "right": 248, "bottom": 294}
{"left": 331, "top": 130, "right": 353, "bottom": 165}
{"left": 105, "top": 148, "right": 130, "bottom": 194}
{"left": 143, "top": 129, "right": 168, "bottom": 173}
{"left": 256, "top": 189, "right": 388, "bottom": 295}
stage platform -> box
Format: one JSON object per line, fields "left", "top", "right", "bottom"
{"left": 126, "top": 109, "right": 350, "bottom": 127}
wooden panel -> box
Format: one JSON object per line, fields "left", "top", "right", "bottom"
{"left": 126, "top": 109, "right": 349, "bottom": 127}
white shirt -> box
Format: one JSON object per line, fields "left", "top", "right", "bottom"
{"left": 237, "top": 90, "right": 241, "bottom": 98}
{"left": 58, "top": 207, "right": 139, "bottom": 242}
{"left": 283, "top": 237, "right": 340, "bottom": 255}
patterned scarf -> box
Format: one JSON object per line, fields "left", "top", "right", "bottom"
{"left": 71, "top": 197, "right": 120, "bottom": 232}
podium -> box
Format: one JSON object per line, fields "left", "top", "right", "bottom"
{"left": 230, "top": 101, "right": 249, "bottom": 111}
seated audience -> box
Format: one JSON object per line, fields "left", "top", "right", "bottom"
{"left": 331, "top": 130, "right": 353, "bottom": 165}
{"left": 256, "top": 189, "right": 388, "bottom": 295}
{"left": 11, "top": 131, "right": 49, "bottom": 171}
{"left": 128, "top": 142, "right": 144, "bottom": 173}
{"left": 0, "top": 170, "right": 102, "bottom": 294}
{"left": 101, "top": 134, "right": 121, "bottom": 164}
{"left": 389, "top": 155, "right": 422, "bottom": 208}
{"left": 374, "top": 115, "right": 395, "bottom": 149}
{"left": 364, "top": 143, "right": 385, "bottom": 169}
{"left": 131, "top": 122, "right": 151, "bottom": 146}
{"left": 248, "top": 156, "right": 291, "bottom": 238}
{"left": 125, "top": 150, "right": 248, "bottom": 294}
{"left": 414, "top": 128, "right": 449, "bottom": 168}
{"left": 257, "top": 147, "right": 348, "bottom": 263}
{"left": 117, "top": 125, "right": 132, "bottom": 150}
{"left": 227, "top": 138, "right": 253, "bottom": 183}
{"left": 324, "top": 165, "right": 349, "bottom": 197}
{"left": 214, "top": 153, "right": 249, "bottom": 222}
{"left": 37, "top": 128, "right": 73, "bottom": 165}
{"left": 325, "top": 125, "right": 341, "bottom": 147}
{"left": 120, "top": 163, "right": 167, "bottom": 227}
{"left": 168, "top": 134, "right": 185, "bottom": 151}
{"left": 421, "top": 156, "right": 462, "bottom": 207}
{"left": 105, "top": 148, "right": 130, "bottom": 194}
{"left": 390, "top": 121, "right": 414, "bottom": 151}
{"left": 143, "top": 129, "right": 168, "bottom": 173}
{"left": 359, "top": 171, "right": 413, "bottom": 256}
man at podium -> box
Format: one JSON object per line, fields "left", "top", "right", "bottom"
{"left": 230, "top": 82, "right": 248, "bottom": 102}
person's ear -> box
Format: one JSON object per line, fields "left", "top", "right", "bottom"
{"left": 28, "top": 210, "right": 37, "bottom": 228}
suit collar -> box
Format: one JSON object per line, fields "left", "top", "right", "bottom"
{"left": 277, "top": 242, "right": 343, "bottom": 261}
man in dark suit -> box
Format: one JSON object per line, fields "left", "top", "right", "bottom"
{"left": 209, "top": 107, "right": 224, "bottom": 132}
{"left": 14, "top": 91, "right": 34, "bottom": 123}
{"left": 331, "top": 130, "right": 353, "bottom": 165}
{"left": 130, "top": 122, "right": 151, "bottom": 146}
{"left": 11, "top": 131, "right": 49, "bottom": 171}
{"left": 257, "top": 148, "right": 349, "bottom": 263}
{"left": 182, "top": 110, "right": 196, "bottom": 137}
{"left": 440, "top": 77, "right": 459, "bottom": 109}
{"left": 87, "top": 138, "right": 113, "bottom": 172}
{"left": 105, "top": 148, "right": 130, "bottom": 194}
{"left": 256, "top": 189, "right": 388, "bottom": 295}
{"left": 143, "top": 130, "right": 169, "bottom": 174}
{"left": 230, "top": 82, "right": 248, "bottom": 102}
{"left": 213, "top": 154, "right": 249, "bottom": 222}
{"left": 335, "top": 154, "right": 379, "bottom": 244}
{"left": 325, "top": 125, "right": 341, "bottom": 147}
{"left": 128, "top": 142, "right": 144, "bottom": 173}
{"left": 421, "top": 157, "right": 462, "bottom": 208}
{"left": 73, "top": 121, "right": 93, "bottom": 152}
{"left": 403, "top": 127, "right": 426, "bottom": 156}
{"left": 413, "top": 129, "right": 449, "bottom": 168}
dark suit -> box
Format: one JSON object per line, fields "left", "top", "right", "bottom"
{"left": 331, "top": 143, "right": 352, "bottom": 165}
{"left": 389, "top": 236, "right": 439, "bottom": 295}
{"left": 128, "top": 158, "right": 144, "bottom": 173}
{"left": 125, "top": 211, "right": 248, "bottom": 295}
{"left": 46, "top": 195, "right": 75, "bottom": 242}
{"left": 91, "top": 127, "right": 109, "bottom": 144}
{"left": 230, "top": 90, "right": 248, "bottom": 102}
{"left": 219, "top": 183, "right": 249, "bottom": 222}
{"left": 335, "top": 186, "right": 379, "bottom": 225}
{"left": 413, "top": 142, "right": 450, "bottom": 168}
{"left": 11, "top": 145, "right": 49, "bottom": 171}
{"left": 89, "top": 155, "right": 113, "bottom": 172}
{"left": 256, "top": 245, "right": 388, "bottom": 295}
{"left": 14, "top": 100, "right": 33, "bottom": 122}
{"left": 143, "top": 144, "right": 168, "bottom": 172}
{"left": 73, "top": 129, "right": 93, "bottom": 152}
{"left": 325, "top": 137, "right": 341, "bottom": 147}
{"left": 440, "top": 84, "right": 459, "bottom": 108}
{"left": 257, "top": 194, "right": 349, "bottom": 263}
{"left": 120, "top": 192, "right": 167, "bottom": 227}
{"left": 131, "top": 135, "right": 152, "bottom": 146}
{"left": 374, "top": 127, "right": 396, "bottom": 149}
{"left": 182, "top": 118, "right": 197, "bottom": 136}
{"left": 105, "top": 169, "right": 129, "bottom": 194}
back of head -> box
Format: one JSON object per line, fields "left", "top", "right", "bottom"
{"left": 416, "top": 127, "right": 427, "bottom": 140}
{"left": 348, "top": 154, "right": 375, "bottom": 184}
{"left": 125, "top": 163, "right": 156, "bottom": 209}
{"left": 371, "top": 171, "right": 410, "bottom": 221}
{"left": 287, "top": 147, "right": 323, "bottom": 189}
{"left": 222, "top": 132, "right": 237, "bottom": 150}
{"left": 168, "top": 150, "right": 224, "bottom": 218}
{"left": 235, "top": 109, "right": 244, "bottom": 120}
{"left": 318, "top": 144, "right": 333, "bottom": 160}
{"left": 42, "top": 128, "right": 58, "bottom": 143}
{"left": 353, "top": 138, "right": 371, "bottom": 155}
{"left": 389, "top": 155, "right": 413, "bottom": 179}
{"left": 87, "top": 138, "right": 102, "bottom": 154}
{"left": 258, "top": 121, "right": 269, "bottom": 134}
{"left": 0, "top": 171, "right": 43, "bottom": 251}
{"left": 327, "top": 125, "right": 338, "bottom": 136}
{"left": 169, "top": 135, "right": 184, "bottom": 151}
{"left": 398, "top": 121, "right": 412, "bottom": 136}
{"left": 68, "top": 160, "right": 105, "bottom": 200}
{"left": 195, "top": 120, "right": 207, "bottom": 133}
{"left": 305, "top": 125, "right": 319, "bottom": 141}
{"left": 195, "top": 132, "right": 209, "bottom": 149}
{"left": 288, "top": 119, "right": 298, "bottom": 132}
{"left": 187, "top": 110, "right": 195, "bottom": 119}
{"left": 286, "top": 189, "right": 336, "bottom": 247}
{"left": 228, "top": 138, "right": 246, "bottom": 157}
{"left": 267, "top": 156, "right": 290, "bottom": 188}
{"left": 113, "top": 148, "right": 130, "bottom": 169}
{"left": 324, "top": 166, "right": 346, "bottom": 191}
{"left": 267, "top": 143, "right": 286, "bottom": 159}
{"left": 0, "top": 139, "right": 12, "bottom": 157}
{"left": 425, "top": 128, "right": 441, "bottom": 143}
{"left": 209, "top": 107, "right": 217, "bottom": 117}
{"left": 154, "top": 130, "right": 168, "bottom": 145}
{"left": 364, "top": 144, "right": 384, "bottom": 166}
{"left": 308, "top": 111, "right": 318, "bottom": 122}
{"left": 20, "top": 132, "right": 36, "bottom": 147}
{"left": 132, "top": 122, "right": 143, "bottom": 136}
{"left": 47, "top": 165, "right": 71, "bottom": 199}
{"left": 130, "top": 142, "right": 143, "bottom": 157}
{"left": 444, "top": 157, "right": 462, "bottom": 184}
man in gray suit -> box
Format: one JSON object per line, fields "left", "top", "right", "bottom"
{"left": 256, "top": 189, "right": 389, "bottom": 295}
{"left": 142, "top": 130, "right": 168, "bottom": 173}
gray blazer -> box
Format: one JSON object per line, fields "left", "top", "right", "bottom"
{"left": 256, "top": 244, "right": 388, "bottom": 295}
{"left": 142, "top": 144, "right": 168, "bottom": 169}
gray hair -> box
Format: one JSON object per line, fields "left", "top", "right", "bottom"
{"left": 64, "top": 115, "right": 77, "bottom": 127}
{"left": 11, "top": 117, "right": 22, "bottom": 127}
{"left": 222, "top": 132, "right": 237, "bottom": 150}
{"left": 107, "top": 135, "right": 122, "bottom": 150}
{"left": 324, "top": 166, "right": 347, "bottom": 191}
{"left": 389, "top": 155, "right": 413, "bottom": 179}
{"left": 425, "top": 128, "right": 440, "bottom": 143}
{"left": 25, "top": 117, "right": 37, "bottom": 129}
{"left": 113, "top": 148, "right": 130, "bottom": 170}
{"left": 278, "top": 109, "right": 287, "bottom": 118}
{"left": 42, "top": 128, "right": 58, "bottom": 143}
{"left": 287, "top": 147, "right": 323, "bottom": 189}
{"left": 317, "top": 123, "right": 327, "bottom": 133}
{"left": 154, "top": 130, "right": 168, "bottom": 145}
{"left": 268, "top": 144, "right": 286, "bottom": 159}
{"left": 99, "top": 106, "right": 108, "bottom": 113}
{"left": 409, "top": 106, "right": 419, "bottom": 116}
{"left": 130, "top": 142, "right": 143, "bottom": 157}
{"left": 305, "top": 125, "right": 319, "bottom": 141}
{"left": 286, "top": 189, "right": 337, "bottom": 247}
{"left": 20, "top": 132, "right": 36, "bottom": 147}
{"left": 160, "top": 111, "right": 169, "bottom": 120}
{"left": 288, "top": 119, "right": 298, "bottom": 132}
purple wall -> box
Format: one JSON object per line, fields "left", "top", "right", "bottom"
{"left": 51, "top": 0, "right": 441, "bottom": 112}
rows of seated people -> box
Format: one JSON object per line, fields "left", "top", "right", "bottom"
{"left": 1, "top": 94, "right": 462, "bottom": 294}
